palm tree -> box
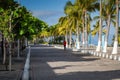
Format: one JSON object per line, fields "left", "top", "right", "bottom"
{"left": 71, "top": 5, "right": 82, "bottom": 49}
{"left": 96, "top": 0, "right": 102, "bottom": 52}
{"left": 64, "top": 1, "right": 73, "bottom": 48}
{"left": 112, "top": 0, "right": 119, "bottom": 54}
{"left": 112, "top": 27, "right": 120, "bottom": 46}
{"left": 48, "top": 25, "right": 54, "bottom": 43}
{"left": 57, "top": 16, "right": 68, "bottom": 47}
{"left": 75, "top": 0, "right": 99, "bottom": 50}
{"left": 86, "top": 13, "right": 92, "bottom": 47}
{"left": 49, "top": 25, "right": 58, "bottom": 43}
{"left": 93, "top": 0, "right": 116, "bottom": 52}
{"left": 65, "top": 1, "right": 83, "bottom": 49}
{"left": 102, "top": 0, "right": 116, "bottom": 53}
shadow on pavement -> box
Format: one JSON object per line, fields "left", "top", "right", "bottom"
{"left": 51, "top": 70, "right": 120, "bottom": 80}
{"left": 30, "top": 45, "right": 120, "bottom": 80}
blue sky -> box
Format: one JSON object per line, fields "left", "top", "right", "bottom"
{"left": 18, "top": 0, "right": 74, "bottom": 26}
{"left": 14, "top": 0, "right": 118, "bottom": 45}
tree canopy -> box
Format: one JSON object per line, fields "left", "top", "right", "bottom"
{"left": 0, "top": 0, "right": 48, "bottom": 41}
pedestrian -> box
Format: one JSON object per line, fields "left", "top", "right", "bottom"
{"left": 63, "top": 40, "right": 66, "bottom": 51}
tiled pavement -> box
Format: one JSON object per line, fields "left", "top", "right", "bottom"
{"left": 30, "top": 45, "right": 120, "bottom": 80}
{"left": 1, "top": 45, "right": 119, "bottom": 80}
{"left": 0, "top": 49, "right": 27, "bottom": 80}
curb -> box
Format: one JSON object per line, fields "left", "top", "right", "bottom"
{"left": 54, "top": 46, "right": 120, "bottom": 62}
{"left": 22, "top": 46, "right": 31, "bottom": 80}
{"left": 88, "top": 51, "right": 120, "bottom": 61}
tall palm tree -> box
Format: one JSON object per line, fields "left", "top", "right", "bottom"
{"left": 86, "top": 13, "right": 92, "bottom": 47}
{"left": 112, "top": 0, "right": 119, "bottom": 54}
{"left": 58, "top": 16, "right": 69, "bottom": 47}
{"left": 66, "top": 1, "right": 83, "bottom": 49}
{"left": 112, "top": 27, "right": 120, "bottom": 46}
{"left": 75, "top": 0, "right": 99, "bottom": 50}
{"left": 64, "top": 1, "right": 73, "bottom": 48}
{"left": 49, "top": 25, "right": 56, "bottom": 43}
{"left": 64, "top": 1, "right": 81, "bottom": 48}
{"left": 102, "top": 0, "right": 116, "bottom": 53}
{"left": 96, "top": 0, "right": 102, "bottom": 52}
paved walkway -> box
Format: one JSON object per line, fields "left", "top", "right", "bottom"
{"left": 30, "top": 45, "right": 120, "bottom": 80}
{"left": 0, "top": 49, "right": 27, "bottom": 80}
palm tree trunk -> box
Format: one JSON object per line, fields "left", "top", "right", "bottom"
{"left": 96, "top": 0, "right": 102, "bottom": 52}
{"left": 69, "top": 29, "right": 72, "bottom": 48}
{"left": 82, "top": 14, "right": 85, "bottom": 49}
{"left": 85, "top": 11, "right": 88, "bottom": 49}
{"left": 103, "top": 15, "right": 111, "bottom": 53}
{"left": 65, "top": 28, "right": 68, "bottom": 48}
{"left": 112, "top": 0, "right": 119, "bottom": 54}
{"left": 78, "top": 26, "right": 82, "bottom": 48}
{"left": 76, "top": 20, "right": 80, "bottom": 49}
{"left": 79, "top": 32, "right": 82, "bottom": 47}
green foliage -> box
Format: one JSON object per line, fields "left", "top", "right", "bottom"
{"left": 0, "top": 0, "right": 48, "bottom": 43}
{"left": 11, "top": 6, "right": 48, "bottom": 40}
{"left": 0, "top": 0, "right": 15, "bottom": 10}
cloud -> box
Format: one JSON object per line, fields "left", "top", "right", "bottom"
{"left": 32, "top": 10, "right": 63, "bottom": 19}
{"left": 32, "top": 10, "right": 65, "bottom": 25}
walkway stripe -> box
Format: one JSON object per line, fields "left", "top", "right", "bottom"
{"left": 22, "top": 46, "right": 31, "bottom": 80}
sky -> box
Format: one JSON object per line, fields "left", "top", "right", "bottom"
{"left": 18, "top": 0, "right": 75, "bottom": 26}
{"left": 15, "top": 0, "right": 119, "bottom": 45}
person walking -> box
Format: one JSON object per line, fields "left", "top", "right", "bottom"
{"left": 63, "top": 40, "right": 66, "bottom": 51}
